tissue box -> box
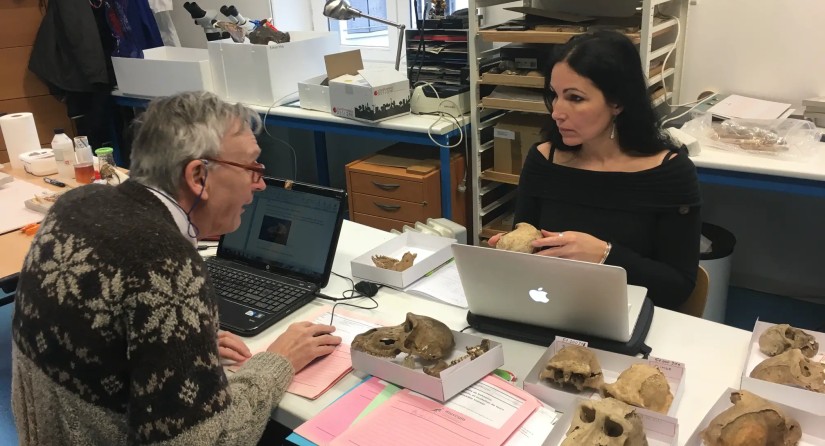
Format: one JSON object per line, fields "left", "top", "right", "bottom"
{"left": 544, "top": 398, "right": 678, "bottom": 446}
{"left": 740, "top": 320, "right": 825, "bottom": 415}
{"left": 350, "top": 231, "right": 454, "bottom": 288}
{"left": 208, "top": 32, "right": 339, "bottom": 107}
{"left": 351, "top": 330, "right": 504, "bottom": 401}
{"left": 298, "top": 74, "right": 331, "bottom": 113}
{"left": 329, "top": 69, "right": 410, "bottom": 122}
{"left": 19, "top": 149, "right": 57, "bottom": 176}
{"left": 684, "top": 387, "right": 825, "bottom": 445}
{"left": 112, "top": 47, "right": 214, "bottom": 97}
{"left": 524, "top": 338, "right": 685, "bottom": 418}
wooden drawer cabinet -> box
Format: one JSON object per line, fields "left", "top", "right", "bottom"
{"left": 345, "top": 151, "right": 466, "bottom": 232}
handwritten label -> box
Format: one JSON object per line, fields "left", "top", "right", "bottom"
{"left": 553, "top": 336, "right": 587, "bottom": 354}
{"left": 649, "top": 356, "right": 685, "bottom": 381}
{"left": 494, "top": 128, "right": 516, "bottom": 140}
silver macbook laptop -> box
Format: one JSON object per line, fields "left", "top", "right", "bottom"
{"left": 452, "top": 244, "right": 647, "bottom": 342}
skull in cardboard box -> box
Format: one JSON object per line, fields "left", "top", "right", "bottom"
{"left": 701, "top": 390, "right": 801, "bottom": 446}
{"left": 351, "top": 313, "right": 455, "bottom": 367}
{"left": 602, "top": 363, "right": 674, "bottom": 414}
{"left": 750, "top": 348, "right": 825, "bottom": 393}
{"left": 561, "top": 398, "right": 648, "bottom": 446}
{"left": 540, "top": 345, "right": 604, "bottom": 392}
{"left": 758, "top": 324, "right": 819, "bottom": 358}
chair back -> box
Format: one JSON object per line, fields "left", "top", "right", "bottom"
{"left": 679, "top": 266, "right": 709, "bottom": 318}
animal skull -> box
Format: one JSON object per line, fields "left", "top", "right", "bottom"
{"left": 750, "top": 348, "right": 825, "bottom": 393}
{"left": 351, "top": 313, "right": 455, "bottom": 370}
{"left": 701, "top": 390, "right": 802, "bottom": 446}
{"left": 561, "top": 398, "right": 648, "bottom": 446}
{"left": 759, "top": 324, "right": 819, "bottom": 358}
{"left": 602, "top": 364, "right": 673, "bottom": 414}
{"left": 496, "top": 222, "right": 542, "bottom": 253}
{"left": 540, "top": 345, "right": 604, "bottom": 391}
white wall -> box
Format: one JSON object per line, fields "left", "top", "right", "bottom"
{"left": 680, "top": 0, "right": 825, "bottom": 106}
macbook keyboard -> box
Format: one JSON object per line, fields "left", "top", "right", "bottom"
{"left": 207, "top": 262, "right": 310, "bottom": 314}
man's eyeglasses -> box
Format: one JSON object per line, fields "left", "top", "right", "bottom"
{"left": 203, "top": 158, "right": 266, "bottom": 183}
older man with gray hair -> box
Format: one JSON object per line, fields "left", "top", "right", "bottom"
{"left": 12, "top": 91, "right": 341, "bottom": 445}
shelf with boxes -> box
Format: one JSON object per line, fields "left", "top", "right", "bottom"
{"left": 345, "top": 144, "right": 466, "bottom": 233}
{"left": 466, "top": 0, "right": 689, "bottom": 243}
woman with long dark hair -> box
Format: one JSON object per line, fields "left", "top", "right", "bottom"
{"left": 489, "top": 31, "right": 702, "bottom": 310}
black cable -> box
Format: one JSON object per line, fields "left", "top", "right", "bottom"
{"left": 329, "top": 297, "right": 378, "bottom": 326}
{"left": 460, "top": 326, "right": 472, "bottom": 332}
{"left": 317, "top": 271, "right": 383, "bottom": 325}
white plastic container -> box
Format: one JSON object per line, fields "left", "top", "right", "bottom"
{"left": 51, "top": 129, "right": 75, "bottom": 179}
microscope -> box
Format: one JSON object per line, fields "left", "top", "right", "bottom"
{"left": 220, "top": 5, "right": 257, "bottom": 34}
{"left": 182, "top": 2, "right": 229, "bottom": 41}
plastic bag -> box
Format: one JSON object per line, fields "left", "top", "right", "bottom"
{"left": 680, "top": 113, "right": 822, "bottom": 160}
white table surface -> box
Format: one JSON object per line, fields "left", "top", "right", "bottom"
{"left": 230, "top": 220, "right": 752, "bottom": 444}
{"left": 691, "top": 142, "right": 825, "bottom": 182}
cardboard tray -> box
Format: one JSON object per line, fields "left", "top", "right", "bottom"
{"left": 740, "top": 320, "right": 825, "bottom": 415}
{"left": 543, "top": 396, "right": 678, "bottom": 446}
{"left": 350, "top": 231, "right": 455, "bottom": 288}
{"left": 350, "top": 330, "right": 504, "bottom": 402}
{"left": 684, "top": 387, "right": 825, "bottom": 445}
{"left": 524, "top": 338, "right": 685, "bottom": 418}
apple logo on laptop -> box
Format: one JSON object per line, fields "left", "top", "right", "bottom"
{"left": 529, "top": 287, "right": 549, "bottom": 303}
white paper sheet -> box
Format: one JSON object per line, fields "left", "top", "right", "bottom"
{"left": 405, "top": 260, "right": 468, "bottom": 308}
{"left": 504, "top": 405, "right": 560, "bottom": 446}
{"left": 706, "top": 94, "right": 791, "bottom": 120}
{"left": 0, "top": 179, "right": 50, "bottom": 234}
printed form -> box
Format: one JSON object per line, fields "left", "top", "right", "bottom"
{"left": 330, "top": 376, "right": 541, "bottom": 446}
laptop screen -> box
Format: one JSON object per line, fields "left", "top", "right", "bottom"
{"left": 217, "top": 177, "right": 346, "bottom": 287}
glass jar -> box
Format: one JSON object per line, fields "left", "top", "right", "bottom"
{"left": 95, "top": 147, "right": 116, "bottom": 183}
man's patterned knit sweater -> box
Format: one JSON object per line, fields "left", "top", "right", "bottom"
{"left": 12, "top": 181, "right": 294, "bottom": 445}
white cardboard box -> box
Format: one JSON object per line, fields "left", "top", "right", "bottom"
{"left": 524, "top": 338, "right": 686, "bottom": 418}
{"left": 740, "top": 320, "right": 825, "bottom": 415}
{"left": 298, "top": 74, "right": 331, "bottom": 113}
{"left": 112, "top": 46, "right": 214, "bottom": 97}
{"left": 329, "top": 69, "right": 410, "bottom": 122}
{"left": 350, "top": 330, "right": 504, "bottom": 402}
{"left": 350, "top": 231, "right": 454, "bottom": 288}
{"left": 684, "top": 387, "right": 825, "bottom": 445}
{"left": 208, "top": 32, "right": 338, "bottom": 107}
{"left": 543, "top": 396, "right": 679, "bottom": 446}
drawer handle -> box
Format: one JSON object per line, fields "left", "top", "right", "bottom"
{"left": 371, "top": 181, "right": 400, "bottom": 191}
{"left": 374, "top": 203, "right": 401, "bottom": 212}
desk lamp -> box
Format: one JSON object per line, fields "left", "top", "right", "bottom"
{"left": 323, "top": 0, "right": 406, "bottom": 71}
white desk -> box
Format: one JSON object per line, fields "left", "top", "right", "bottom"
{"left": 237, "top": 220, "right": 753, "bottom": 444}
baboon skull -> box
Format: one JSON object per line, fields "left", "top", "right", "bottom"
{"left": 750, "top": 348, "right": 825, "bottom": 393}
{"left": 496, "top": 222, "right": 542, "bottom": 253}
{"left": 351, "top": 313, "right": 455, "bottom": 364}
{"left": 561, "top": 398, "right": 648, "bottom": 446}
{"left": 759, "top": 324, "right": 819, "bottom": 358}
{"left": 540, "top": 345, "right": 604, "bottom": 391}
{"left": 701, "top": 390, "right": 801, "bottom": 446}
{"left": 602, "top": 364, "right": 674, "bottom": 414}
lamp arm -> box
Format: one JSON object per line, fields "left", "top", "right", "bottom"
{"left": 355, "top": 12, "right": 403, "bottom": 29}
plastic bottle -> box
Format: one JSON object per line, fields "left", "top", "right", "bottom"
{"left": 51, "top": 129, "right": 75, "bottom": 179}
{"left": 73, "top": 136, "right": 95, "bottom": 185}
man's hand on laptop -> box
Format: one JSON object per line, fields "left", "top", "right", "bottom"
{"left": 267, "top": 321, "right": 342, "bottom": 372}
{"left": 218, "top": 330, "right": 252, "bottom": 363}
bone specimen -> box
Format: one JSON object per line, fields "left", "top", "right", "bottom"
{"left": 423, "top": 339, "right": 491, "bottom": 377}
{"left": 248, "top": 22, "right": 290, "bottom": 45}
{"left": 701, "top": 390, "right": 802, "bottom": 446}
{"left": 759, "top": 324, "right": 819, "bottom": 358}
{"left": 561, "top": 398, "right": 648, "bottom": 446}
{"left": 602, "top": 364, "right": 673, "bottom": 414}
{"left": 372, "top": 251, "right": 417, "bottom": 271}
{"left": 496, "top": 222, "right": 542, "bottom": 253}
{"left": 540, "top": 345, "right": 604, "bottom": 391}
{"left": 750, "top": 348, "right": 825, "bottom": 393}
{"left": 351, "top": 313, "right": 455, "bottom": 373}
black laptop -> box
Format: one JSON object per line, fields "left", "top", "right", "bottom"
{"left": 206, "top": 177, "right": 346, "bottom": 336}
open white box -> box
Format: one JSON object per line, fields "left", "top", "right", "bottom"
{"left": 208, "top": 32, "right": 338, "bottom": 107}
{"left": 298, "top": 74, "right": 331, "bottom": 113}
{"left": 350, "top": 231, "right": 454, "bottom": 288}
{"left": 684, "top": 387, "right": 825, "bottom": 445}
{"left": 524, "top": 338, "right": 686, "bottom": 418}
{"left": 741, "top": 320, "right": 825, "bottom": 415}
{"left": 543, "top": 396, "right": 678, "bottom": 446}
{"left": 351, "top": 330, "right": 504, "bottom": 402}
{"left": 112, "top": 47, "right": 214, "bottom": 97}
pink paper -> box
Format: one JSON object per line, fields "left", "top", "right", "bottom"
{"left": 287, "top": 344, "right": 352, "bottom": 399}
{"left": 294, "top": 377, "right": 388, "bottom": 446}
{"left": 330, "top": 376, "right": 541, "bottom": 446}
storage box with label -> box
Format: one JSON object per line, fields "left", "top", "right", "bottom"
{"left": 298, "top": 50, "right": 366, "bottom": 113}
{"left": 684, "top": 387, "right": 825, "bottom": 445}
{"left": 112, "top": 47, "right": 214, "bottom": 97}
{"left": 493, "top": 112, "right": 546, "bottom": 174}
{"left": 327, "top": 50, "right": 410, "bottom": 122}
{"left": 350, "top": 231, "right": 454, "bottom": 288}
{"left": 740, "top": 320, "right": 825, "bottom": 416}
{"left": 351, "top": 328, "right": 504, "bottom": 401}
{"left": 208, "top": 32, "right": 338, "bottom": 107}
{"left": 524, "top": 337, "right": 685, "bottom": 418}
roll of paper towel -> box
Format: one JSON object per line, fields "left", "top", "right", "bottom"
{"left": 1, "top": 112, "right": 41, "bottom": 170}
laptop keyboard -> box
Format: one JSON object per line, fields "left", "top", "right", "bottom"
{"left": 207, "top": 262, "right": 311, "bottom": 314}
